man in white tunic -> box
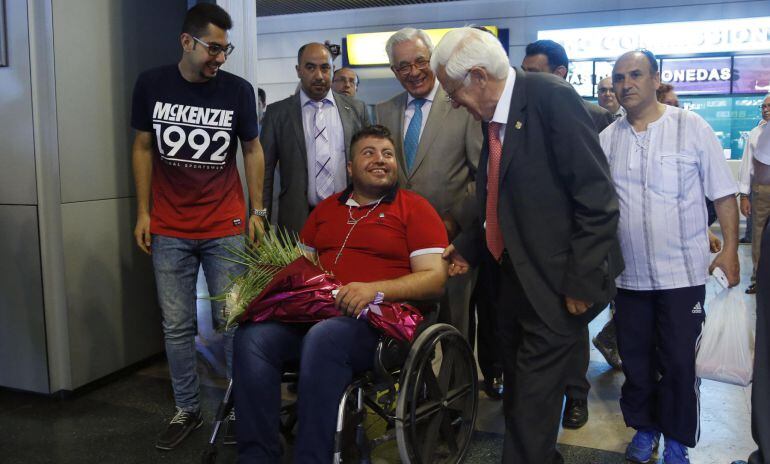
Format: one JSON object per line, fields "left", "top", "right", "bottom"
{"left": 738, "top": 95, "right": 770, "bottom": 294}
{"left": 600, "top": 50, "right": 740, "bottom": 464}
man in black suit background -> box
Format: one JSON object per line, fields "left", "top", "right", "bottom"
{"left": 433, "top": 27, "right": 623, "bottom": 463}
{"left": 521, "top": 39, "right": 616, "bottom": 429}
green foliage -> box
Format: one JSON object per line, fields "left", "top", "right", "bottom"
{"left": 214, "top": 227, "right": 304, "bottom": 329}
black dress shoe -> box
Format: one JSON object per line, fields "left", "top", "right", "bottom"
{"left": 562, "top": 398, "right": 588, "bottom": 429}
{"left": 482, "top": 377, "right": 503, "bottom": 401}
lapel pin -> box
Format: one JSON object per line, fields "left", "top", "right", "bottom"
{"left": 344, "top": 106, "right": 351, "bottom": 110}
{"left": 379, "top": 213, "right": 385, "bottom": 218}
{"left": 515, "top": 121, "right": 523, "bottom": 129}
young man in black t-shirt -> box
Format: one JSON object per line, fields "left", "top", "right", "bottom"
{"left": 130, "top": 4, "right": 265, "bottom": 450}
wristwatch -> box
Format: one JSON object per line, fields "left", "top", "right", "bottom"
{"left": 250, "top": 208, "right": 268, "bottom": 217}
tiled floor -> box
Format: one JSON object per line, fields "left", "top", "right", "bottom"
{"left": 0, "top": 239, "right": 757, "bottom": 463}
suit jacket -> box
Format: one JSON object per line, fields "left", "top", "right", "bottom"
{"left": 261, "top": 91, "right": 369, "bottom": 234}
{"left": 375, "top": 87, "right": 482, "bottom": 232}
{"left": 456, "top": 68, "right": 624, "bottom": 335}
{"left": 583, "top": 100, "right": 614, "bottom": 133}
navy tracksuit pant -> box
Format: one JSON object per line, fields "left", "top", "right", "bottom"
{"left": 232, "top": 317, "right": 380, "bottom": 464}
{"left": 614, "top": 285, "right": 706, "bottom": 447}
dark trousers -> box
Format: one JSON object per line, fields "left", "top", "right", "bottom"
{"left": 564, "top": 329, "right": 591, "bottom": 400}
{"left": 748, "top": 220, "right": 770, "bottom": 463}
{"left": 614, "top": 286, "right": 705, "bottom": 447}
{"left": 469, "top": 251, "right": 503, "bottom": 382}
{"left": 233, "top": 317, "right": 380, "bottom": 464}
{"left": 498, "top": 255, "right": 583, "bottom": 464}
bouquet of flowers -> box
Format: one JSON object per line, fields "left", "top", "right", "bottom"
{"left": 216, "top": 227, "right": 424, "bottom": 342}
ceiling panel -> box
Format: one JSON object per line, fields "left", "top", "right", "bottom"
{"left": 256, "top": 0, "right": 462, "bottom": 17}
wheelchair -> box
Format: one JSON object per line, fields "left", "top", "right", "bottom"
{"left": 201, "top": 316, "right": 479, "bottom": 464}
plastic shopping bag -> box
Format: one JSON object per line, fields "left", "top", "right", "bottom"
{"left": 695, "top": 275, "right": 754, "bottom": 386}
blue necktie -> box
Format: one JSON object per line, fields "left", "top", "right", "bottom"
{"left": 404, "top": 98, "right": 426, "bottom": 171}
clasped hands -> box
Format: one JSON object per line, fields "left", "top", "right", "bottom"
{"left": 442, "top": 244, "right": 593, "bottom": 315}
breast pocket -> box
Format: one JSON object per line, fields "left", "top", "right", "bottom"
{"left": 651, "top": 153, "right": 698, "bottom": 200}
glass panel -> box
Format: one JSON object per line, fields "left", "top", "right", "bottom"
{"left": 732, "top": 55, "right": 770, "bottom": 94}
{"left": 680, "top": 95, "right": 765, "bottom": 159}
{"left": 566, "top": 61, "right": 594, "bottom": 97}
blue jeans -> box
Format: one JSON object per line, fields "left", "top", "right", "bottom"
{"left": 233, "top": 317, "right": 380, "bottom": 464}
{"left": 152, "top": 234, "right": 244, "bottom": 413}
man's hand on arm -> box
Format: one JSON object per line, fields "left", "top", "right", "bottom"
{"left": 335, "top": 253, "right": 448, "bottom": 317}
{"left": 740, "top": 195, "right": 751, "bottom": 217}
{"left": 442, "top": 244, "right": 470, "bottom": 276}
{"left": 242, "top": 137, "right": 266, "bottom": 245}
{"left": 132, "top": 131, "right": 153, "bottom": 255}
{"left": 441, "top": 213, "right": 460, "bottom": 242}
{"left": 710, "top": 194, "right": 741, "bottom": 286}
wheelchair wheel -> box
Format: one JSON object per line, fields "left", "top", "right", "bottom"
{"left": 395, "top": 323, "right": 478, "bottom": 464}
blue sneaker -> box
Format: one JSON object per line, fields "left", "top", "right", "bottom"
{"left": 625, "top": 428, "right": 661, "bottom": 463}
{"left": 663, "top": 437, "right": 690, "bottom": 463}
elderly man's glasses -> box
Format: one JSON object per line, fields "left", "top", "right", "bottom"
{"left": 393, "top": 58, "right": 430, "bottom": 77}
{"left": 193, "top": 36, "right": 235, "bottom": 57}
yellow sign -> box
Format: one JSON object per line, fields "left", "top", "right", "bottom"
{"left": 346, "top": 26, "right": 499, "bottom": 66}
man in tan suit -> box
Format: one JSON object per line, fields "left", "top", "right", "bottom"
{"left": 375, "top": 27, "right": 482, "bottom": 337}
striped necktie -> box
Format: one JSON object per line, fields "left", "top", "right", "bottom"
{"left": 403, "top": 98, "right": 426, "bottom": 171}
{"left": 313, "top": 100, "right": 334, "bottom": 200}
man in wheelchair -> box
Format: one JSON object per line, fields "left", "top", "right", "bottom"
{"left": 233, "top": 125, "right": 449, "bottom": 463}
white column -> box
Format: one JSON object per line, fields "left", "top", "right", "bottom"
{"left": 217, "top": 0, "right": 258, "bottom": 88}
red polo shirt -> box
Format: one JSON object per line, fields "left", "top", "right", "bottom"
{"left": 299, "top": 187, "right": 448, "bottom": 285}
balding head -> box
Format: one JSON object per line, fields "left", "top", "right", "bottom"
{"left": 296, "top": 43, "right": 333, "bottom": 101}
{"left": 612, "top": 50, "right": 661, "bottom": 116}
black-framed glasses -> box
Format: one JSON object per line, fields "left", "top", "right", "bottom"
{"left": 193, "top": 36, "right": 235, "bottom": 57}
{"left": 393, "top": 58, "right": 430, "bottom": 77}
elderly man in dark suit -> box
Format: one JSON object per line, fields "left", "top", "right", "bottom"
{"left": 521, "top": 39, "right": 617, "bottom": 430}
{"left": 434, "top": 27, "right": 623, "bottom": 463}
{"left": 261, "top": 42, "right": 369, "bottom": 234}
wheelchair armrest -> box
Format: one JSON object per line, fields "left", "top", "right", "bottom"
{"left": 370, "top": 300, "right": 439, "bottom": 384}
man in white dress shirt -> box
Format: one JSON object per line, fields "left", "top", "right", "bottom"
{"left": 600, "top": 50, "right": 740, "bottom": 464}
{"left": 738, "top": 95, "right": 770, "bottom": 294}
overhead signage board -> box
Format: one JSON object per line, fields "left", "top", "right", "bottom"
{"left": 346, "top": 26, "right": 499, "bottom": 66}
{"left": 538, "top": 17, "right": 770, "bottom": 60}
{"left": 661, "top": 57, "right": 732, "bottom": 94}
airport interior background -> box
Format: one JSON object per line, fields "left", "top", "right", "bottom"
{"left": 1, "top": 0, "right": 769, "bottom": 462}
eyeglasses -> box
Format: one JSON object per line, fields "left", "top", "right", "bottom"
{"left": 333, "top": 77, "right": 358, "bottom": 85}
{"left": 192, "top": 36, "right": 235, "bottom": 57}
{"left": 444, "top": 71, "right": 470, "bottom": 104}
{"left": 393, "top": 58, "right": 431, "bottom": 77}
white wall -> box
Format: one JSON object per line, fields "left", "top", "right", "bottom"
{"left": 255, "top": 0, "right": 770, "bottom": 105}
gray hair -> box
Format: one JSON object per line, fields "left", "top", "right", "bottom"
{"left": 430, "top": 27, "right": 509, "bottom": 83}
{"left": 385, "top": 27, "right": 434, "bottom": 66}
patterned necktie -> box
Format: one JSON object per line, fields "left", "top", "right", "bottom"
{"left": 313, "top": 100, "right": 334, "bottom": 200}
{"left": 403, "top": 98, "right": 426, "bottom": 171}
{"left": 486, "top": 122, "right": 504, "bottom": 261}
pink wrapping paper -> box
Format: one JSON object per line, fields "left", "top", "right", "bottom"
{"left": 240, "top": 257, "right": 424, "bottom": 342}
